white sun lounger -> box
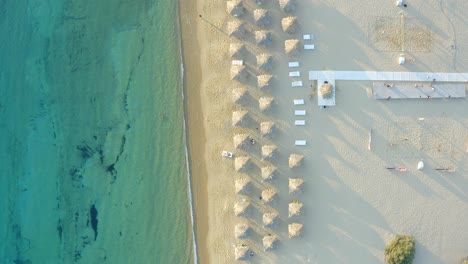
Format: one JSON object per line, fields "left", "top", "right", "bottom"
{"left": 293, "top": 99, "right": 305, "bottom": 105}
{"left": 295, "top": 140, "right": 307, "bottom": 146}
{"left": 231, "top": 60, "right": 243, "bottom": 66}
{"left": 289, "top": 71, "right": 300, "bottom": 77}
{"left": 288, "top": 62, "right": 299, "bottom": 68}
{"left": 291, "top": 81, "right": 303, "bottom": 87}
{"left": 294, "top": 110, "right": 306, "bottom": 116}
{"left": 303, "top": 34, "right": 314, "bottom": 40}
{"left": 295, "top": 120, "right": 306, "bottom": 126}
{"left": 304, "top": 44, "right": 315, "bottom": 50}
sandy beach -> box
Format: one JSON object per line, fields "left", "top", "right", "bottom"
{"left": 181, "top": 0, "right": 468, "bottom": 263}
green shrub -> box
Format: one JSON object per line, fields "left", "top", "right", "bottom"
{"left": 462, "top": 258, "right": 468, "bottom": 264}
{"left": 385, "top": 235, "right": 415, "bottom": 264}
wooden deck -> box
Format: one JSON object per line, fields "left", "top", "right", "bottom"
{"left": 372, "top": 82, "right": 466, "bottom": 99}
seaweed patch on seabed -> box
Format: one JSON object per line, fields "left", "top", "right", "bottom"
{"left": 11, "top": 224, "right": 32, "bottom": 264}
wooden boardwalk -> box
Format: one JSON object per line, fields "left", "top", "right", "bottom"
{"left": 372, "top": 82, "right": 466, "bottom": 99}
{"left": 309, "top": 71, "right": 468, "bottom": 82}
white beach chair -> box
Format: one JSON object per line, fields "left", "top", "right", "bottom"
{"left": 304, "top": 44, "right": 315, "bottom": 50}
{"left": 289, "top": 71, "right": 301, "bottom": 77}
{"left": 231, "top": 60, "right": 243, "bottom": 66}
{"left": 222, "top": 151, "right": 233, "bottom": 158}
{"left": 295, "top": 140, "right": 307, "bottom": 146}
{"left": 303, "top": 34, "right": 313, "bottom": 40}
{"left": 294, "top": 110, "right": 306, "bottom": 116}
{"left": 288, "top": 62, "right": 299, "bottom": 68}
{"left": 293, "top": 99, "right": 305, "bottom": 105}
{"left": 294, "top": 120, "right": 306, "bottom": 126}
{"left": 291, "top": 81, "right": 303, "bottom": 87}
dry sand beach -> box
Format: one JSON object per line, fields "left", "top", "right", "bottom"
{"left": 180, "top": 0, "right": 468, "bottom": 263}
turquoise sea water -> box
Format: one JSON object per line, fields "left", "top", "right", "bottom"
{"left": 0, "top": 1, "right": 194, "bottom": 263}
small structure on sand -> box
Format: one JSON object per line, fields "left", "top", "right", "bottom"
{"left": 260, "top": 121, "right": 276, "bottom": 137}
{"left": 320, "top": 83, "right": 334, "bottom": 99}
{"left": 255, "top": 30, "right": 272, "bottom": 47}
{"left": 227, "top": 20, "right": 246, "bottom": 38}
{"left": 233, "top": 133, "right": 250, "bottom": 149}
{"left": 261, "top": 166, "right": 278, "bottom": 181}
{"left": 261, "top": 144, "right": 278, "bottom": 160}
{"left": 234, "top": 200, "right": 251, "bottom": 216}
{"left": 281, "top": 16, "right": 298, "bottom": 33}
{"left": 285, "top": 39, "right": 301, "bottom": 55}
{"left": 254, "top": 9, "right": 270, "bottom": 25}
{"left": 263, "top": 235, "right": 279, "bottom": 251}
{"left": 235, "top": 177, "right": 251, "bottom": 194}
{"left": 261, "top": 188, "right": 278, "bottom": 203}
{"left": 229, "top": 43, "right": 246, "bottom": 59}
{"left": 263, "top": 212, "right": 279, "bottom": 227}
{"left": 232, "top": 88, "right": 248, "bottom": 104}
{"left": 279, "top": 0, "right": 296, "bottom": 12}
{"left": 259, "top": 96, "right": 274, "bottom": 112}
{"left": 234, "top": 223, "right": 251, "bottom": 239}
{"left": 257, "top": 74, "right": 273, "bottom": 90}
{"left": 256, "top": 53, "right": 273, "bottom": 71}
{"left": 288, "top": 222, "right": 303, "bottom": 238}
{"left": 234, "top": 156, "right": 251, "bottom": 172}
{"left": 227, "top": 0, "right": 244, "bottom": 17}
{"left": 289, "top": 154, "right": 304, "bottom": 168}
{"left": 289, "top": 201, "right": 303, "bottom": 217}
{"left": 234, "top": 245, "right": 250, "bottom": 260}
{"left": 289, "top": 178, "right": 304, "bottom": 193}
{"left": 230, "top": 65, "right": 247, "bottom": 81}
{"left": 232, "top": 110, "right": 249, "bottom": 126}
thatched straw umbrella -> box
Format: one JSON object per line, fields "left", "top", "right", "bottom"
{"left": 235, "top": 156, "right": 250, "bottom": 172}
{"left": 261, "top": 166, "right": 278, "bottom": 181}
{"left": 261, "top": 145, "right": 278, "bottom": 160}
{"left": 227, "top": 0, "right": 244, "bottom": 17}
{"left": 289, "top": 178, "right": 304, "bottom": 193}
{"left": 234, "top": 245, "right": 250, "bottom": 260}
{"left": 260, "top": 121, "right": 276, "bottom": 137}
{"left": 253, "top": 9, "right": 270, "bottom": 26}
{"left": 263, "top": 212, "right": 278, "bottom": 227}
{"left": 232, "top": 88, "right": 248, "bottom": 104}
{"left": 234, "top": 200, "right": 251, "bottom": 216}
{"left": 288, "top": 223, "right": 303, "bottom": 238}
{"left": 281, "top": 16, "right": 298, "bottom": 33}
{"left": 288, "top": 154, "right": 304, "bottom": 168}
{"left": 256, "top": 53, "right": 273, "bottom": 71}
{"left": 233, "top": 133, "right": 250, "bottom": 149}
{"left": 279, "top": 0, "right": 296, "bottom": 12}
{"left": 263, "top": 235, "right": 278, "bottom": 251}
{"left": 289, "top": 201, "right": 303, "bottom": 217}
{"left": 261, "top": 188, "right": 278, "bottom": 203}
{"left": 234, "top": 223, "right": 250, "bottom": 239}
{"left": 232, "top": 110, "right": 248, "bottom": 126}
{"left": 229, "top": 43, "right": 246, "bottom": 59}
{"left": 235, "top": 177, "right": 251, "bottom": 194}
{"left": 285, "top": 39, "right": 301, "bottom": 55}
{"left": 227, "top": 20, "right": 246, "bottom": 38}
{"left": 255, "top": 30, "right": 272, "bottom": 47}
{"left": 319, "top": 83, "right": 334, "bottom": 99}
{"left": 258, "top": 96, "right": 274, "bottom": 111}
{"left": 230, "top": 65, "right": 247, "bottom": 81}
{"left": 257, "top": 74, "right": 273, "bottom": 90}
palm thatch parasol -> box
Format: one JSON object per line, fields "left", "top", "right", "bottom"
{"left": 261, "top": 166, "right": 278, "bottom": 181}
{"left": 284, "top": 39, "right": 301, "bottom": 55}
{"left": 260, "top": 121, "right": 276, "bottom": 137}
{"left": 262, "top": 212, "right": 278, "bottom": 227}
{"left": 230, "top": 65, "right": 247, "bottom": 81}
{"left": 232, "top": 110, "right": 248, "bottom": 126}
{"left": 232, "top": 88, "right": 248, "bottom": 104}
{"left": 258, "top": 96, "right": 274, "bottom": 111}
{"left": 289, "top": 178, "right": 304, "bottom": 193}
{"left": 227, "top": 20, "right": 246, "bottom": 38}
{"left": 279, "top": 0, "right": 296, "bottom": 12}
{"left": 229, "top": 43, "right": 246, "bottom": 59}
{"left": 234, "top": 245, "right": 250, "bottom": 260}
{"left": 253, "top": 9, "right": 270, "bottom": 25}
{"left": 288, "top": 154, "right": 304, "bottom": 168}
{"left": 234, "top": 223, "right": 250, "bottom": 239}
{"left": 255, "top": 30, "right": 272, "bottom": 47}
{"left": 233, "top": 133, "right": 250, "bottom": 149}
{"left": 227, "top": 0, "right": 244, "bottom": 17}
{"left": 261, "top": 145, "right": 278, "bottom": 160}
{"left": 261, "top": 188, "right": 278, "bottom": 203}
{"left": 256, "top": 53, "right": 273, "bottom": 71}
{"left": 281, "top": 16, "right": 298, "bottom": 33}
{"left": 288, "top": 223, "right": 303, "bottom": 238}
{"left": 263, "top": 235, "right": 278, "bottom": 251}
{"left": 234, "top": 156, "right": 250, "bottom": 172}
{"left": 235, "top": 177, "right": 251, "bottom": 194}
{"left": 234, "top": 200, "right": 251, "bottom": 216}
{"left": 288, "top": 201, "right": 303, "bottom": 217}
{"left": 319, "top": 83, "right": 334, "bottom": 99}
{"left": 257, "top": 74, "right": 273, "bottom": 90}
